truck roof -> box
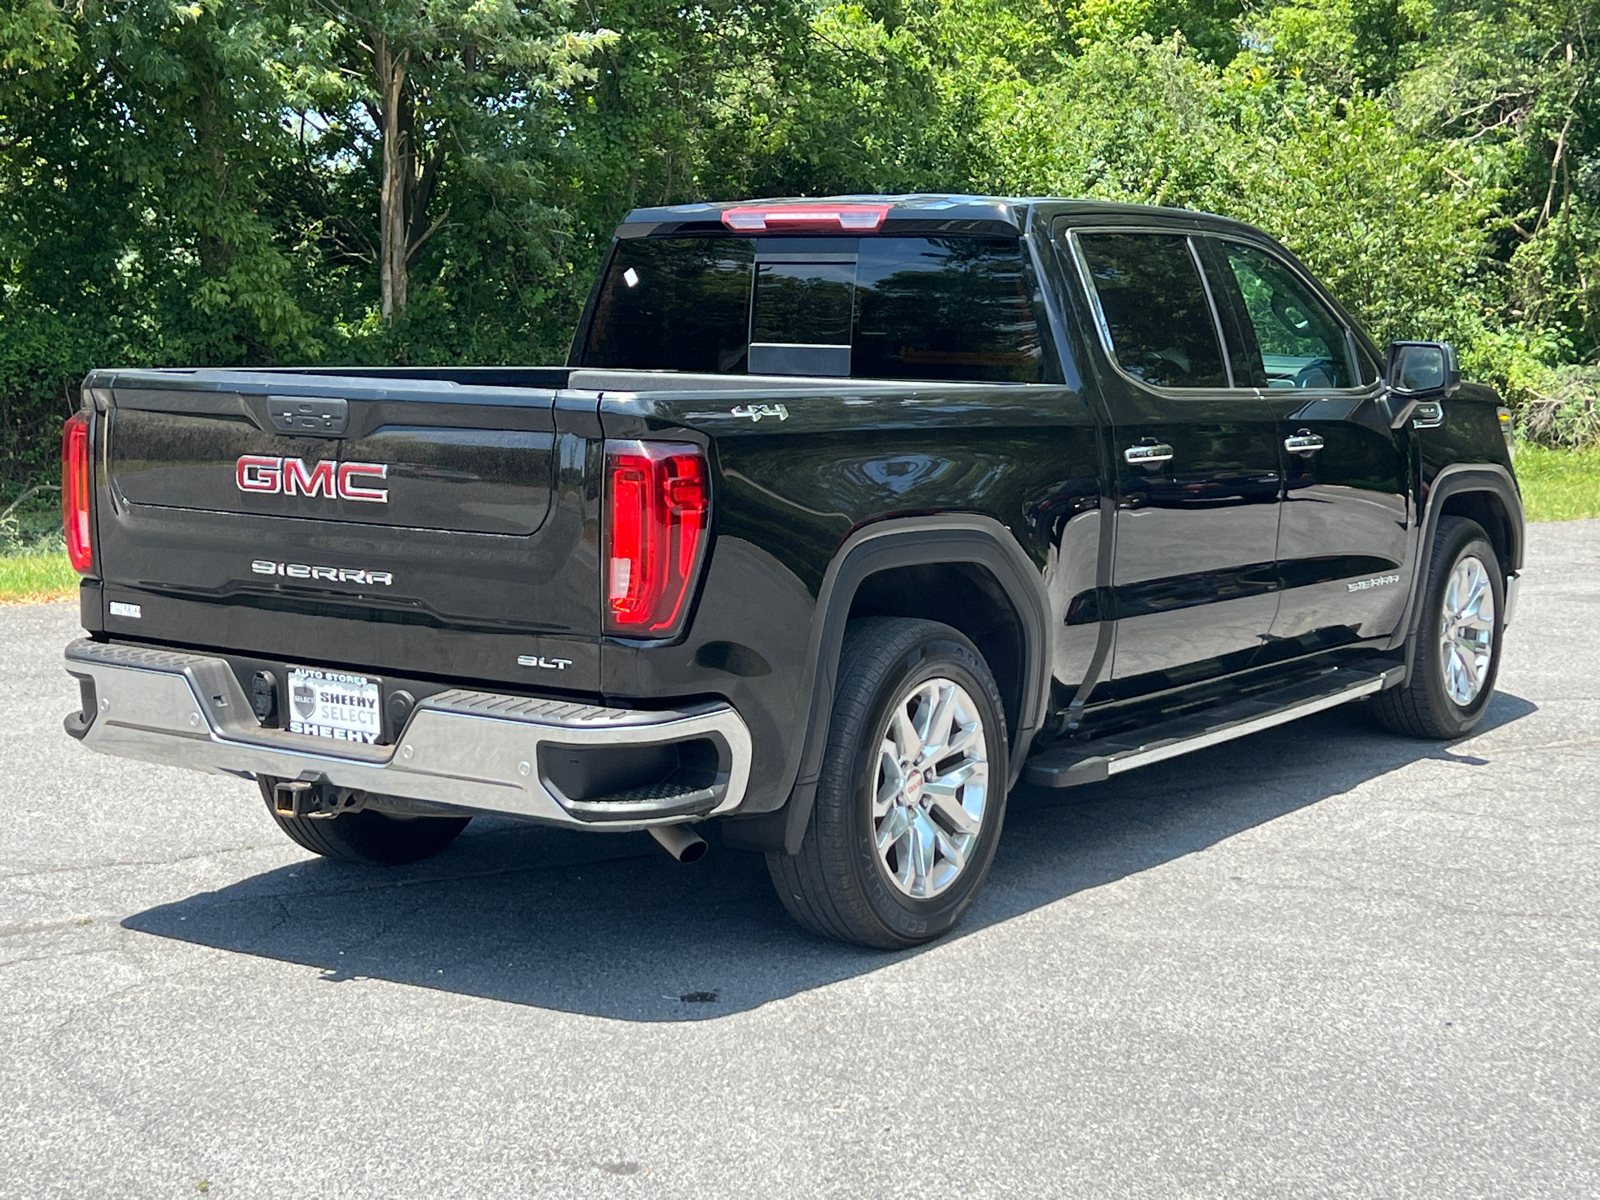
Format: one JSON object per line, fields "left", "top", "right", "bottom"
{"left": 616, "top": 194, "right": 1263, "bottom": 240}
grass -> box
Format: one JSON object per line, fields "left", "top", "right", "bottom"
{"left": 0, "top": 551, "right": 76, "bottom": 604}
{"left": 0, "top": 445, "right": 1596, "bottom": 604}
{"left": 1514, "top": 443, "right": 1600, "bottom": 523}
{"left": 0, "top": 504, "right": 76, "bottom": 604}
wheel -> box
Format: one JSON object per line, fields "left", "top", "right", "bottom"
{"left": 257, "top": 778, "right": 470, "bottom": 865}
{"left": 766, "top": 617, "right": 1009, "bottom": 949}
{"left": 1373, "top": 515, "right": 1504, "bottom": 739}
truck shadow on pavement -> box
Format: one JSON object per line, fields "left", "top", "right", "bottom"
{"left": 123, "top": 692, "right": 1536, "bottom": 1021}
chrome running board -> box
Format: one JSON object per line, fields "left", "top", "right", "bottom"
{"left": 1023, "top": 660, "right": 1406, "bottom": 789}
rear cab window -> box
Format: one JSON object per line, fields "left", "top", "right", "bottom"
{"left": 581, "top": 235, "right": 1050, "bottom": 383}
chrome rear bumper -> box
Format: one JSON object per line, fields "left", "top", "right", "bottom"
{"left": 63, "top": 639, "right": 751, "bottom": 829}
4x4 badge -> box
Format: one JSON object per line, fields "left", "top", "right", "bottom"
{"left": 729, "top": 404, "right": 788, "bottom": 423}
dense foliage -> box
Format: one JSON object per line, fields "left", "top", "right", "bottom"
{"left": 3, "top": 0, "right": 1598, "bottom": 493}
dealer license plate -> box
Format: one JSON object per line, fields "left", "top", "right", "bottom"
{"left": 286, "top": 668, "right": 382, "bottom": 744}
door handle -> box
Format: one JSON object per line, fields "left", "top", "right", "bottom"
{"left": 1284, "top": 430, "right": 1325, "bottom": 454}
{"left": 1124, "top": 442, "right": 1174, "bottom": 465}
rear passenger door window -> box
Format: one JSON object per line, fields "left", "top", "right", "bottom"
{"left": 1074, "top": 233, "right": 1230, "bottom": 389}
{"left": 1216, "top": 242, "right": 1355, "bottom": 390}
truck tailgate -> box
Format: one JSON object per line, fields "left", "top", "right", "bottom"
{"left": 90, "top": 370, "right": 601, "bottom": 692}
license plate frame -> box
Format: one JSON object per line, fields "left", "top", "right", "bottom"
{"left": 286, "top": 667, "right": 383, "bottom": 745}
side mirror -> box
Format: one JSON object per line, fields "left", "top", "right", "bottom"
{"left": 1384, "top": 341, "right": 1459, "bottom": 428}
{"left": 1386, "top": 341, "right": 1459, "bottom": 396}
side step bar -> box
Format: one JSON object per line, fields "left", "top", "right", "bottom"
{"left": 1023, "top": 660, "right": 1406, "bottom": 789}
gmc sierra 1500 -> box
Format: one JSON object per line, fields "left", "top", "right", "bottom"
{"left": 61, "top": 195, "right": 1523, "bottom": 948}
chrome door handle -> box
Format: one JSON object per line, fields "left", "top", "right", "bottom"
{"left": 1284, "top": 431, "right": 1325, "bottom": 454}
{"left": 1124, "top": 442, "right": 1174, "bottom": 465}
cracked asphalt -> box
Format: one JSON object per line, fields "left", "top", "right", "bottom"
{"left": 2, "top": 520, "right": 1598, "bottom": 1199}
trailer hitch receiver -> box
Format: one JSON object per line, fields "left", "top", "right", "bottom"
{"left": 270, "top": 778, "right": 364, "bottom": 820}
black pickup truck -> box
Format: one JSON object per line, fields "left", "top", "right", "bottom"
{"left": 60, "top": 195, "right": 1523, "bottom": 948}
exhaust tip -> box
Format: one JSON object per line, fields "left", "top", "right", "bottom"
{"left": 649, "top": 823, "right": 708, "bottom": 864}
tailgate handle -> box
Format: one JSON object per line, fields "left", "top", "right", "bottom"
{"left": 268, "top": 396, "right": 349, "bottom": 437}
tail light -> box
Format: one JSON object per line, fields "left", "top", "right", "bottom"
{"left": 604, "top": 441, "right": 709, "bottom": 636}
{"left": 61, "top": 411, "right": 93, "bottom": 574}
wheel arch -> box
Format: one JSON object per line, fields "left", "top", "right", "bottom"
{"left": 1388, "top": 463, "right": 1525, "bottom": 675}
{"left": 847, "top": 561, "right": 1030, "bottom": 749}
{"left": 723, "top": 514, "right": 1051, "bottom": 855}
{"left": 1437, "top": 488, "right": 1520, "bottom": 579}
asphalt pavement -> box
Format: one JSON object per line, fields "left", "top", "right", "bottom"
{"left": 2, "top": 521, "right": 1597, "bottom": 1199}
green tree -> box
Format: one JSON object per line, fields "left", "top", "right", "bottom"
{"left": 8, "top": 0, "right": 1600, "bottom": 496}
{"left": 271, "top": 0, "right": 614, "bottom": 323}
{"left": 1, "top": 0, "right": 312, "bottom": 490}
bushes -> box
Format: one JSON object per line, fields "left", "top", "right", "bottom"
{"left": 0, "top": 305, "right": 101, "bottom": 497}
{"left": 1516, "top": 366, "right": 1600, "bottom": 448}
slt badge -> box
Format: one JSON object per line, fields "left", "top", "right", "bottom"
{"left": 518, "top": 655, "right": 573, "bottom": 671}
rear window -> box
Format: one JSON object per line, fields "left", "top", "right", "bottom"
{"left": 582, "top": 238, "right": 756, "bottom": 374}
{"left": 581, "top": 235, "right": 1046, "bottom": 383}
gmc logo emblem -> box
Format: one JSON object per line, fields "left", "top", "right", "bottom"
{"left": 236, "top": 456, "right": 389, "bottom": 504}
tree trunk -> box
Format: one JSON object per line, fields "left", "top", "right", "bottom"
{"left": 375, "top": 32, "right": 409, "bottom": 321}
{"left": 194, "top": 74, "right": 233, "bottom": 277}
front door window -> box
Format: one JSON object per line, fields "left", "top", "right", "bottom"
{"left": 1219, "top": 243, "right": 1354, "bottom": 390}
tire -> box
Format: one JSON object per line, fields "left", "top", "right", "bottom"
{"left": 258, "top": 778, "right": 470, "bottom": 865}
{"left": 1373, "top": 515, "right": 1505, "bottom": 739}
{"left": 766, "top": 617, "right": 1009, "bottom": 949}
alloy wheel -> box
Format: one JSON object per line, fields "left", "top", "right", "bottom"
{"left": 1438, "top": 553, "right": 1496, "bottom": 706}
{"left": 873, "top": 677, "right": 989, "bottom": 899}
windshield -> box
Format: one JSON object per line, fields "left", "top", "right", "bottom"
{"left": 580, "top": 235, "right": 1047, "bottom": 383}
